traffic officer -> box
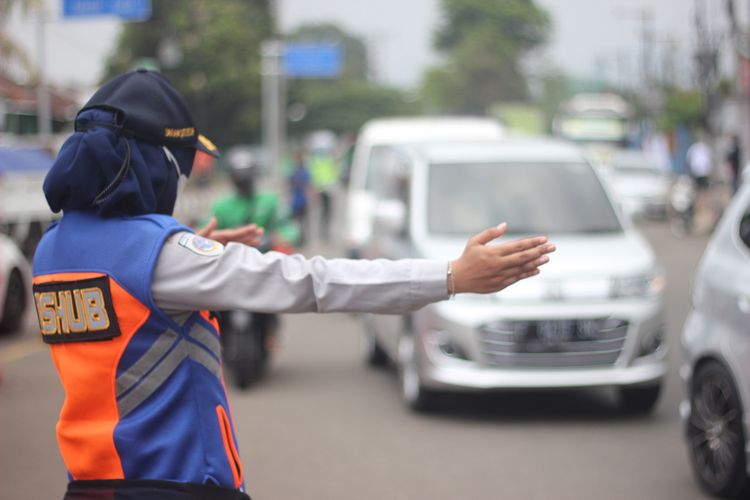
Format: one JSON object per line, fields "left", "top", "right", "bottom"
{"left": 32, "top": 69, "right": 555, "bottom": 500}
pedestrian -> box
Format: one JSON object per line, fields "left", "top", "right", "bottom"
{"left": 32, "top": 70, "right": 555, "bottom": 500}
{"left": 686, "top": 134, "right": 713, "bottom": 191}
{"left": 309, "top": 148, "right": 338, "bottom": 239}
{"left": 686, "top": 134, "right": 714, "bottom": 227}
{"left": 288, "top": 150, "right": 311, "bottom": 246}
{"left": 726, "top": 134, "right": 742, "bottom": 195}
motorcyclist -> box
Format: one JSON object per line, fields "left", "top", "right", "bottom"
{"left": 211, "top": 147, "right": 298, "bottom": 250}
{"left": 210, "top": 148, "right": 296, "bottom": 386}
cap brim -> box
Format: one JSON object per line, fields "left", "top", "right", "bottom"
{"left": 196, "top": 134, "right": 220, "bottom": 158}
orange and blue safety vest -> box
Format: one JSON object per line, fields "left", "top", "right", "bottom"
{"left": 32, "top": 211, "right": 245, "bottom": 491}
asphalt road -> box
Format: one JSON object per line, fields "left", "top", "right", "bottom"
{"left": 0, "top": 218, "right": 714, "bottom": 500}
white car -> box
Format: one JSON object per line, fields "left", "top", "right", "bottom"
{"left": 360, "top": 138, "right": 668, "bottom": 412}
{"left": 604, "top": 149, "right": 670, "bottom": 219}
{"left": 680, "top": 171, "right": 750, "bottom": 498}
{"left": 345, "top": 116, "right": 505, "bottom": 257}
{"left": 0, "top": 232, "right": 29, "bottom": 334}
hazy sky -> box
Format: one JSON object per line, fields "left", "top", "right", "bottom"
{"left": 5, "top": 0, "right": 729, "bottom": 92}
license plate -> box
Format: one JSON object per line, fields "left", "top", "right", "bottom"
{"left": 513, "top": 320, "right": 602, "bottom": 351}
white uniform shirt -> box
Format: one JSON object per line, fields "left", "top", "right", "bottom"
{"left": 152, "top": 232, "right": 450, "bottom": 313}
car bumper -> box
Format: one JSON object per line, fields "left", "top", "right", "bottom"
{"left": 415, "top": 297, "right": 667, "bottom": 392}
{"left": 422, "top": 355, "right": 667, "bottom": 391}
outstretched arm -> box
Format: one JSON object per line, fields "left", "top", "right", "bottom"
{"left": 152, "top": 223, "right": 554, "bottom": 314}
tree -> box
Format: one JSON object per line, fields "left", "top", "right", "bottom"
{"left": 423, "top": 0, "right": 550, "bottom": 114}
{"left": 0, "top": 0, "right": 41, "bottom": 82}
{"left": 288, "top": 80, "right": 418, "bottom": 135}
{"left": 104, "top": 0, "right": 272, "bottom": 147}
{"left": 657, "top": 88, "right": 703, "bottom": 132}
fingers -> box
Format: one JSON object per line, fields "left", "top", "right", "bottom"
{"left": 235, "top": 224, "right": 263, "bottom": 237}
{"left": 231, "top": 225, "right": 264, "bottom": 245}
{"left": 509, "top": 254, "right": 551, "bottom": 275}
{"left": 472, "top": 266, "right": 542, "bottom": 294}
{"left": 495, "top": 235, "right": 550, "bottom": 257}
{"left": 491, "top": 254, "right": 550, "bottom": 283}
{"left": 196, "top": 217, "right": 217, "bottom": 238}
{"left": 503, "top": 243, "right": 556, "bottom": 268}
{"left": 209, "top": 224, "right": 265, "bottom": 247}
{"left": 498, "top": 269, "right": 540, "bottom": 290}
{"left": 470, "top": 222, "right": 508, "bottom": 246}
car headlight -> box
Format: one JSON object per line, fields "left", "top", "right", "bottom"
{"left": 610, "top": 269, "right": 665, "bottom": 298}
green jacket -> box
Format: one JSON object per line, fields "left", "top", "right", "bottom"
{"left": 211, "top": 191, "right": 299, "bottom": 246}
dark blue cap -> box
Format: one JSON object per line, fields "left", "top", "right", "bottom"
{"left": 78, "top": 69, "right": 219, "bottom": 157}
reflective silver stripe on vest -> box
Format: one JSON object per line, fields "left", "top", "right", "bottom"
{"left": 116, "top": 330, "right": 179, "bottom": 397}
{"left": 116, "top": 321, "right": 223, "bottom": 418}
{"left": 187, "top": 322, "right": 223, "bottom": 379}
{"left": 186, "top": 342, "right": 223, "bottom": 379}
{"left": 188, "top": 322, "right": 222, "bottom": 360}
{"left": 117, "top": 339, "right": 188, "bottom": 418}
{"left": 168, "top": 311, "right": 193, "bottom": 327}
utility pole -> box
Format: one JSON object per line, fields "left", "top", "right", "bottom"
{"left": 261, "top": 0, "right": 285, "bottom": 189}
{"left": 693, "top": 0, "right": 720, "bottom": 135}
{"left": 261, "top": 40, "right": 284, "bottom": 189}
{"left": 639, "top": 9, "right": 654, "bottom": 89}
{"left": 659, "top": 38, "right": 678, "bottom": 88}
{"left": 614, "top": 7, "right": 657, "bottom": 117}
{"left": 35, "top": 5, "right": 52, "bottom": 145}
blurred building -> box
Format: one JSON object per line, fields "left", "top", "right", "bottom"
{"left": 0, "top": 73, "right": 77, "bottom": 145}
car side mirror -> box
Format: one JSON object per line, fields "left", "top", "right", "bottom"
{"left": 373, "top": 199, "right": 407, "bottom": 236}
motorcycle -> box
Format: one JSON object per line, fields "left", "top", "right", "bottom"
{"left": 668, "top": 175, "right": 696, "bottom": 238}
{"left": 220, "top": 309, "right": 279, "bottom": 389}
{"left": 220, "top": 237, "right": 294, "bottom": 389}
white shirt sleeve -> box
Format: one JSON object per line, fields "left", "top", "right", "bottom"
{"left": 151, "top": 232, "right": 450, "bottom": 313}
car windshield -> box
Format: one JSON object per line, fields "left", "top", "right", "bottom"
{"left": 427, "top": 161, "right": 622, "bottom": 236}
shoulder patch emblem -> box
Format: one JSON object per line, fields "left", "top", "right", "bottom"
{"left": 33, "top": 276, "right": 120, "bottom": 344}
{"left": 178, "top": 233, "right": 224, "bottom": 257}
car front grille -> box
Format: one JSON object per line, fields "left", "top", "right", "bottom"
{"left": 478, "top": 318, "right": 629, "bottom": 368}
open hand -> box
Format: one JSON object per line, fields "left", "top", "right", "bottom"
{"left": 197, "top": 217, "right": 265, "bottom": 247}
{"left": 451, "top": 223, "right": 555, "bottom": 294}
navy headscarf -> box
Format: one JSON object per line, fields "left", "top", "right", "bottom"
{"left": 43, "top": 108, "right": 196, "bottom": 217}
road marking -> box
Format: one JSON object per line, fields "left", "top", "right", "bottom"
{"left": 0, "top": 337, "right": 46, "bottom": 364}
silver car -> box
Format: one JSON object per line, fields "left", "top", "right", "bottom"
{"left": 602, "top": 149, "right": 670, "bottom": 219}
{"left": 680, "top": 173, "right": 750, "bottom": 498}
{"left": 0, "top": 232, "right": 29, "bottom": 334}
{"left": 360, "top": 138, "right": 668, "bottom": 412}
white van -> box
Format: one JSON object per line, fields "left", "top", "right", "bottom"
{"left": 345, "top": 117, "right": 505, "bottom": 257}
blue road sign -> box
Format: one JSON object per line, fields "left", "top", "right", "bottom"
{"left": 283, "top": 43, "right": 342, "bottom": 79}
{"left": 62, "top": 0, "right": 151, "bottom": 21}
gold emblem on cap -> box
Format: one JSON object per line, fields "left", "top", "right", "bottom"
{"left": 164, "top": 127, "right": 196, "bottom": 139}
